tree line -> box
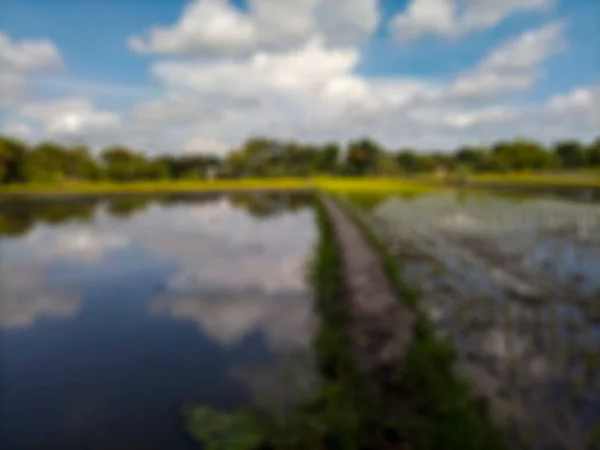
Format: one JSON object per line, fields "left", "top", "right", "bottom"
{"left": 0, "top": 192, "right": 311, "bottom": 237}
{"left": 1, "top": 134, "right": 599, "bottom": 184}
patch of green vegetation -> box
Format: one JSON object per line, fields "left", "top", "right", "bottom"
{"left": 184, "top": 407, "right": 264, "bottom": 450}
{"left": 315, "top": 176, "right": 441, "bottom": 195}
{"left": 0, "top": 177, "right": 443, "bottom": 198}
{"left": 337, "top": 196, "right": 507, "bottom": 450}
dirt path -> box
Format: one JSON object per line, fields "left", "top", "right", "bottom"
{"left": 320, "top": 194, "right": 415, "bottom": 374}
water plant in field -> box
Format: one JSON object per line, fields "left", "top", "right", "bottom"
{"left": 346, "top": 192, "right": 600, "bottom": 449}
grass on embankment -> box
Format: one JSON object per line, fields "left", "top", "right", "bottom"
{"left": 0, "top": 177, "right": 440, "bottom": 197}
{"left": 1, "top": 171, "right": 598, "bottom": 198}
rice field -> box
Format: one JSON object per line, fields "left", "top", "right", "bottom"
{"left": 346, "top": 191, "right": 600, "bottom": 449}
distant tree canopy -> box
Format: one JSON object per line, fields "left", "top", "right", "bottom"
{"left": 0, "top": 134, "right": 599, "bottom": 185}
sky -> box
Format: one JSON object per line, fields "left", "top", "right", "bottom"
{"left": 0, "top": 0, "right": 598, "bottom": 155}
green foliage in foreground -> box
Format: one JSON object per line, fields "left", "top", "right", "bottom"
{"left": 184, "top": 408, "right": 263, "bottom": 450}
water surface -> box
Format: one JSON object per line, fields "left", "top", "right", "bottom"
{"left": 0, "top": 193, "right": 318, "bottom": 449}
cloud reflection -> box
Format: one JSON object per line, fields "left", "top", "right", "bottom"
{"left": 146, "top": 200, "right": 317, "bottom": 351}
{"left": 24, "top": 226, "right": 128, "bottom": 263}
{"left": 150, "top": 292, "right": 316, "bottom": 351}
{"left": 0, "top": 263, "right": 80, "bottom": 329}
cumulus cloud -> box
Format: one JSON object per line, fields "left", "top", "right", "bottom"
{"left": 19, "top": 98, "right": 120, "bottom": 136}
{"left": 13, "top": 98, "right": 122, "bottom": 148}
{"left": 548, "top": 85, "right": 600, "bottom": 125}
{"left": 128, "top": 0, "right": 379, "bottom": 56}
{"left": 183, "top": 137, "right": 232, "bottom": 155}
{"left": 0, "top": 31, "right": 62, "bottom": 72}
{"left": 119, "top": 20, "right": 570, "bottom": 151}
{"left": 0, "top": 31, "right": 62, "bottom": 108}
{"left": 2, "top": 120, "right": 32, "bottom": 138}
{"left": 390, "top": 0, "right": 554, "bottom": 42}
{"left": 449, "top": 22, "right": 565, "bottom": 99}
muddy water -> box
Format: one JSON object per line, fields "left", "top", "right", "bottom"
{"left": 350, "top": 192, "right": 600, "bottom": 449}
{"left": 0, "top": 193, "right": 318, "bottom": 450}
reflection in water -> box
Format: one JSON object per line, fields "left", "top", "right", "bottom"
{"left": 0, "top": 193, "right": 317, "bottom": 449}
{"left": 0, "top": 263, "right": 80, "bottom": 329}
{"left": 356, "top": 193, "right": 600, "bottom": 449}
{"left": 150, "top": 292, "right": 316, "bottom": 350}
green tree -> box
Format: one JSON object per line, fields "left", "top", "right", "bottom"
{"left": 587, "top": 138, "right": 600, "bottom": 166}
{"left": 554, "top": 140, "right": 586, "bottom": 168}
{"left": 455, "top": 146, "right": 493, "bottom": 172}
{"left": 492, "top": 139, "right": 553, "bottom": 171}
{"left": 0, "top": 135, "right": 28, "bottom": 183}
{"left": 345, "top": 138, "right": 381, "bottom": 175}
{"left": 24, "top": 142, "right": 70, "bottom": 182}
{"left": 62, "top": 145, "right": 100, "bottom": 180}
{"left": 100, "top": 146, "right": 148, "bottom": 181}
{"left": 396, "top": 149, "right": 421, "bottom": 173}
{"left": 376, "top": 151, "right": 399, "bottom": 175}
{"left": 317, "top": 142, "right": 340, "bottom": 174}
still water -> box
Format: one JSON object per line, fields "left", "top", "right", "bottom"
{"left": 0, "top": 193, "right": 318, "bottom": 449}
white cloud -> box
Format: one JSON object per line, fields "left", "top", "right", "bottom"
{"left": 121, "top": 21, "right": 567, "bottom": 151}
{"left": 0, "top": 71, "right": 27, "bottom": 108}
{"left": 548, "top": 85, "right": 600, "bottom": 124}
{"left": 129, "top": 0, "right": 379, "bottom": 56}
{"left": 2, "top": 120, "right": 32, "bottom": 138}
{"left": 450, "top": 22, "right": 565, "bottom": 99}
{"left": 151, "top": 38, "right": 361, "bottom": 98}
{"left": 0, "top": 31, "right": 62, "bottom": 108}
{"left": 0, "top": 31, "right": 62, "bottom": 72}
{"left": 183, "top": 137, "right": 231, "bottom": 155}
{"left": 18, "top": 97, "right": 120, "bottom": 138}
{"left": 390, "top": 0, "right": 554, "bottom": 42}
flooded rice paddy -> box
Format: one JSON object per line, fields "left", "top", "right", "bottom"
{"left": 350, "top": 191, "right": 600, "bottom": 449}
{"left": 0, "top": 193, "right": 318, "bottom": 449}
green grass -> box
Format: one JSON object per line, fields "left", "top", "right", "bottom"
{"left": 314, "top": 176, "right": 440, "bottom": 194}
{"left": 0, "top": 177, "right": 440, "bottom": 197}
{"left": 2, "top": 172, "right": 597, "bottom": 198}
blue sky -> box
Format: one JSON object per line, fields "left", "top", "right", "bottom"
{"left": 0, "top": 0, "right": 598, "bottom": 154}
